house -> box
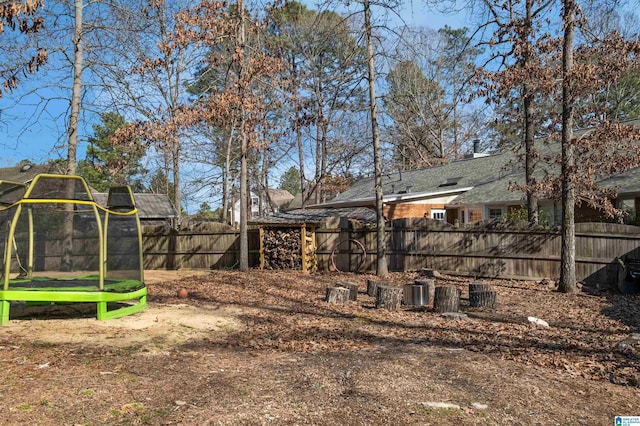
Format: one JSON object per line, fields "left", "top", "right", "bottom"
{"left": 230, "top": 189, "right": 294, "bottom": 225}
{"left": 92, "top": 193, "right": 178, "bottom": 226}
{"left": 314, "top": 150, "right": 523, "bottom": 225}
{"left": 0, "top": 161, "right": 64, "bottom": 184}
{"left": 314, "top": 124, "right": 640, "bottom": 225}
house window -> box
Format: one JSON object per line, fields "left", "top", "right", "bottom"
{"left": 488, "top": 207, "right": 503, "bottom": 219}
{"left": 250, "top": 196, "right": 260, "bottom": 215}
{"left": 431, "top": 209, "right": 446, "bottom": 221}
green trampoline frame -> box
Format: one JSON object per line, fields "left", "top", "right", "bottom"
{"left": 0, "top": 174, "right": 147, "bottom": 325}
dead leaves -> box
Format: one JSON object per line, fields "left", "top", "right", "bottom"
{"left": 148, "top": 270, "right": 640, "bottom": 387}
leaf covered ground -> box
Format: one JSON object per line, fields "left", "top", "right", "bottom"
{"left": 0, "top": 269, "right": 639, "bottom": 425}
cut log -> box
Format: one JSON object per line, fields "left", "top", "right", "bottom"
{"left": 336, "top": 281, "right": 358, "bottom": 301}
{"left": 415, "top": 278, "right": 436, "bottom": 306}
{"left": 375, "top": 284, "right": 403, "bottom": 310}
{"left": 469, "top": 291, "right": 497, "bottom": 309}
{"left": 420, "top": 268, "right": 442, "bottom": 278}
{"left": 325, "top": 286, "right": 350, "bottom": 304}
{"left": 468, "top": 281, "right": 491, "bottom": 295}
{"left": 433, "top": 286, "right": 459, "bottom": 313}
{"left": 367, "top": 279, "right": 385, "bottom": 297}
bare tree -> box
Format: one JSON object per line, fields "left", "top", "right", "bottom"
{"left": 363, "top": 0, "right": 388, "bottom": 277}
{"left": 114, "top": 0, "right": 282, "bottom": 269}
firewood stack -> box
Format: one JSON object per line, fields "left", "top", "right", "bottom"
{"left": 263, "top": 228, "right": 303, "bottom": 270}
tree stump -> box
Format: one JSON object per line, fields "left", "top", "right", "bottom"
{"left": 336, "top": 281, "right": 358, "bottom": 301}
{"left": 415, "top": 278, "right": 436, "bottom": 306}
{"left": 433, "top": 286, "right": 459, "bottom": 313}
{"left": 469, "top": 291, "right": 497, "bottom": 309}
{"left": 375, "top": 284, "right": 403, "bottom": 310}
{"left": 420, "top": 268, "right": 441, "bottom": 278}
{"left": 367, "top": 279, "right": 385, "bottom": 297}
{"left": 325, "top": 286, "right": 350, "bottom": 304}
{"left": 469, "top": 281, "right": 491, "bottom": 295}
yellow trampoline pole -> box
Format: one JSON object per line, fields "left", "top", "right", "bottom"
{"left": 27, "top": 207, "right": 33, "bottom": 279}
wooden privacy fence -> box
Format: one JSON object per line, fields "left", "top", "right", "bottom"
{"left": 142, "top": 221, "right": 640, "bottom": 287}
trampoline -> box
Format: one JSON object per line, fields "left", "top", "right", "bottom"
{"left": 0, "top": 174, "right": 146, "bottom": 324}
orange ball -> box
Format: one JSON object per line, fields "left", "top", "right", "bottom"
{"left": 177, "top": 288, "right": 188, "bottom": 298}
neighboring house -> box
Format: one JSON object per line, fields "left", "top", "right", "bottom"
{"left": 0, "top": 162, "right": 64, "bottom": 185}
{"left": 230, "top": 189, "right": 294, "bottom": 225}
{"left": 92, "top": 193, "right": 178, "bottom": 226}
{"left": 265, "top": 189, "right": 295, "bottom": 213}
{"left": 314, "top": 150, "right": 520, "bottom": 225}
{"left": 314, "top": 125, "right": 640, "bottom": 225}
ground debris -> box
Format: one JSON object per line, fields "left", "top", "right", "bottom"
{"left": 0, "top": 270, "right": 638, "bottom": 425}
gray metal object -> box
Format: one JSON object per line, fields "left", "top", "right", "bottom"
{"left": 403, "top": 283, "right": 427, "bottom": 306}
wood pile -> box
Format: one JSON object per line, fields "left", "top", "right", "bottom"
{"left": 262, "top": 228, "right": 302, "bottom": 270}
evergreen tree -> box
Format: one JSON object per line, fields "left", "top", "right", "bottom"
{"left": 279, "top": 167, "right": 301, "bottom": 195}
{"left": 77, "top": 112, "right": 146, "bottom": 191}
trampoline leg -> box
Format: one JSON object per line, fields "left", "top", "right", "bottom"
{"left": 97, "top": 301, "right": 107, "bottom": 320}
{"left": 0, "top": 300, "right": 9, "bottom": 325}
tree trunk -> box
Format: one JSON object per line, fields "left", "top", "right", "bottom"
{"left": 336, "top": 281, "right": 358, "bottom": 301}
{"left": 314, "top": 83, "right": 324, "bottom": 205}
{"left": 434, "top": 286, "right": 459, "bottom": 313}
{"left": 67, "top": 0, "right": 83, "bottom": 177}
{"left": 523, "top": 0, "right": 538, "bottom": 225}
{"left": 375, "top": 284, "right": 403, "bottom": 310}
{"left": 559, "top": 0, "right": 578, "bottom": 293}
{"left": 293, "top": 61, "right": 307, "bottom": 210}
{"left": 61, "top": 0, "right": 84, "bottom": 272}
{"left": 238, "top": 0, "right": 249, "bottom": 272}
{"left": 366, "top": 279, "right": 384, "bottom": 297}
{"left": 363, "top": 0, "right": 388, "bottom": 277}
{"left": 325, "top": 286, "right": 350, "bottom": 304}
{"left": 172, "top": 141, "right": 181, "bottom": 223}
{"left": 222, "top": 126, "right": 235, "bottom": 224}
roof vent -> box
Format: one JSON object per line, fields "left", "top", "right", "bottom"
{"left": 438, "top": 177, "right": 462, "bottom": 187}
{"left": 20, "top": 163, "right": 32, "bottom": 172}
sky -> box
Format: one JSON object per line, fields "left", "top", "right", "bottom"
{"left": 0, "top": 1, "right": 465, "bottom": 170}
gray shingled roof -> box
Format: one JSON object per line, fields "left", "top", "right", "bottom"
{"left": 251, "top": 208, "right": 377, "bottom": 226}
{"left": 266, "top": 189, "right": 294, "bottom": 207}
{"left": 450, "top": 172, "right": 525, "bottom": 205}
{"left": 322, "top": 151, "right": 518, "bottom": 207}
{"left": 93, "top": 193, "right": 178, "bottom": 220}
{"left": 0, "top": 162, "right": 63, "bottom": 184}
{"left": 599, "top": 166, "right": 640, "bottom": 196}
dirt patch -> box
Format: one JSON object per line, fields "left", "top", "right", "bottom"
{"left": 0, "top": 269, "right": 638, "bottom": 425}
